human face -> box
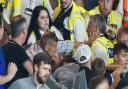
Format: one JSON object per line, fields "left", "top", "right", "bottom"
{"left": 99, "top": 0, "right": 113, "bottom": 16}
{"left": 60, "top": 0, "right": 72, "bottom": 9}
{"left": 36, "top": 62, "right": 51, "bottom": 83}
{"left": 116, "top": 50, "right": 128, "bottom": 69}
{"left": 96, "top": 80, "right": 109, "bottom": 89}
{"left": 46, "top": 41, "right": 57, "bottom": 58}
{"left": 0, "top": 21, "right": 4, "bottom": 40}
{"left": 38, "top": 10, "right": 49, "bottom": 31}
{"left": 119, "top": 33, "right": 128, "bottom": 46}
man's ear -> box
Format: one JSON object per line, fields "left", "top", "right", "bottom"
{"left": 114, "top": 55, "right": 118, "bottom": 61}
{"left": 34, "top": 65, "right": 38, "bottom": 72}
{"left": 22, "top": 29, "right": 27, "bottom": 35}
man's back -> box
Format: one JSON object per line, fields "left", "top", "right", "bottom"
{"left": 3, "top": 40, "right": 30, "bottom": 88}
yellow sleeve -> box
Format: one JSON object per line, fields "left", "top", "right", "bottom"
{"left": 12, "top": 0, "right": 21, "bottom": 18}
{"left": 4, "top": 0, "right": 21, "bottom": 20}
{"left": 0, "top": 0, "right": 6, "bottom": 7}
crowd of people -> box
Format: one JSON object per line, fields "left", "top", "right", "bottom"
{"left": 0, "top": 0, "right": 128, "bottom": 89}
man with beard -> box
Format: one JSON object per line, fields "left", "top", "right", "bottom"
{"left": 8, "top": 52, "right": 53, "bottom": 89}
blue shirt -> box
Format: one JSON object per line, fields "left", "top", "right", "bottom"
{"left": 0, "top": 47, "right": 6, "bottom": 89}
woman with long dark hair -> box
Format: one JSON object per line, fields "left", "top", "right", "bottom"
{"left": 25, "top": 5, "right": 63, "bottom": 45}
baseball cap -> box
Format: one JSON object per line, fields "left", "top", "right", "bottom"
{"left": 73, "top": 44, "right": 92, "bottom": 64}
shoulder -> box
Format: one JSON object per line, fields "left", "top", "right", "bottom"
{"left": 8, "top": 77, "right": 33, "bottom": 89}
{"left": 92, "top": 36, "right": 110, "bottom": 45}
{"left": 2, "top": 41, "right": 26, "bottom": 56}
{"left": 91, "top": 38, "right": 107, "bottom": 52}
{"left": 110, "top": 10, "right": 123, "bottom": 19}
{"left": 88, "top": 6, "right": 99, "bottom": 15}
{"left": 42, "top": 83, "right": 50, "bottom": 89}
{"left": 91, "top": 38, "right": 101, "bottom": 48}
{"left": 10, "top": 77, "right": 30, "bottom": 86}
{"left": 70, "top": 3, "right": 85, "bottom": 20}
{"left": 15, "top": 77, "right": 31, "bottom": 83}
{"left": 3, "top": 41, "right": 23, "bottom": 51}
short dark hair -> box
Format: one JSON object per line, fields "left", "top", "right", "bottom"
{"left": 89, "top": 76, "right": 107, "bottom": 89}
{"left": 11, "top": 16, "right": 27, "bottom": 38}
{"left": 90, "top": 14, "right": 106, "bottom": 34}
{"left": 92, "top": 58, "right": 105, "bottom": 76}
{"left": 39, "top": 32, "right": 58, "bottom": 51}
{"left": 33, "top": 52, "right": 54, "bottom": 69}
{"left": 113, "top": 42, "right": 128, "bottom": 55}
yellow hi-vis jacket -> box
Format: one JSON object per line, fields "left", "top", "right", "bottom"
{"left": 4, "top": 0, "right": 48, "bottom": 20}
{"left": 88, "top": 6, "right": 123, "bottom": 34}
{"left": 5, "top": 0, "right": 21, "bottom": 20}
{"left": 0, "top": 0, "right": 6, "bottom": 7}
{"left": 91, "top": 36, "right": 114, "bottom": 64}
{"left": 58, "top": 0, "right": 60, "bottom": 6}
{"left": 52, "top": 1, "right": 85, "bottom": 41}
{"left": 43, "top": 0, "right": 46, "bottom": 7}
{"left": 0, "top": 0, "right": 5, "bottom": 3}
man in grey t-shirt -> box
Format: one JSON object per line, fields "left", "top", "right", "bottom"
{"left": 8, "top": 52, "right": 53, "bottom": 89}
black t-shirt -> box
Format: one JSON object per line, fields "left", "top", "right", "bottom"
{"left": 2, "top": 40, "right": 30, "bottom": 88}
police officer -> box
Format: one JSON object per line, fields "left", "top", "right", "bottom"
{"left": 52, "top": 0, "right": 88, "bottom": 42}
{"left": 89, "top": 0, "right": 122, "bottom": 35}
{"left": 87, "top": 14, "right": 114, "bottom": 65}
